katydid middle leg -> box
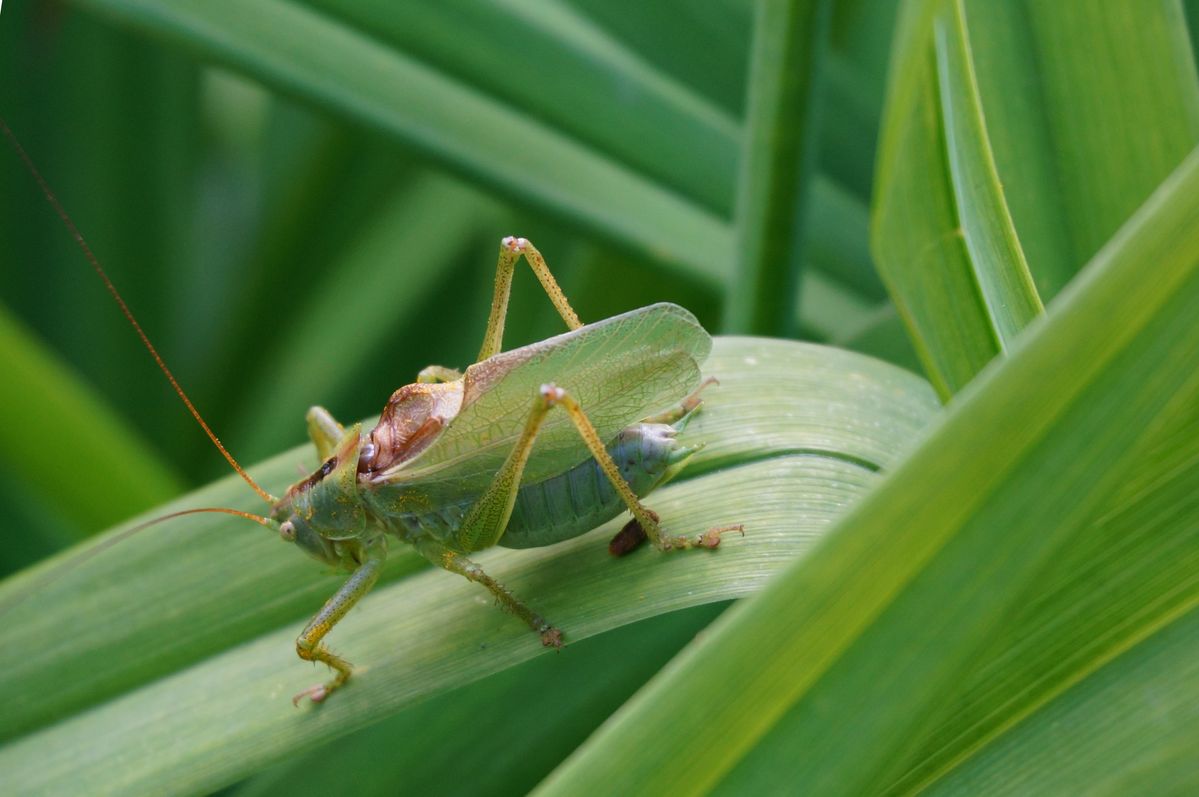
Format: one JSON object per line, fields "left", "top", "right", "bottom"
{"left": 306, "top": 406, "right": 345, "bottom": 460}
{"left": 412, "top": 539, "right": 562, "bottom": 647}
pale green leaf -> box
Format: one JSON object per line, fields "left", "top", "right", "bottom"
{"left": 0, "top": 337, "right": 939, "bottom": 793}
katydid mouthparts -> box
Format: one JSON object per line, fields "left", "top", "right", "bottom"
{"left": 3, "top": 118, "right": 743, "bottom": 706}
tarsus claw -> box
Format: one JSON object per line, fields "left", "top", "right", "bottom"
{"left": 292, "top": 684, "right": 329, "bottom": 707}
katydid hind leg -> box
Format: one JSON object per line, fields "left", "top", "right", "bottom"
{"left": 293, "top": 547, "right": 386, "bottom": 706}
{"left": 449, "top": 381, "right": 656, "bottom": 553}
{"left": 537, "top": 385, "right": 746, "bottom": 553}
{"left": 476, "top": 236, "right": 583, "bottom": 361}
{"left": 452, "top": 384, "right": 571, "bottom": 552}
{"left": 414, "top": 539, "right": 562, "bottom": 647}
{"left": 454, "top": 380, "right": 740, "bottom": 557}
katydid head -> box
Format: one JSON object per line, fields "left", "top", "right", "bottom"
{"left": 270, "top": 426, "right": 368, "bottom": 565}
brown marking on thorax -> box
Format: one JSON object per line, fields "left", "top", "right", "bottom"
{"left": 291, "top": 456, "right": 338, "bottom": 496}
{"left": 359, "top": 380, "right": 464, "bottom": 475}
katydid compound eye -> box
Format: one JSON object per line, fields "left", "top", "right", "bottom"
{"left": 279, "top": 520, "right": 296, "bottom": 541}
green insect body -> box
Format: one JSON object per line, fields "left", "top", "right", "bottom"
{"left": 273, "top": 306, "right": 709, "bottom": 572}
{"left": 259, "top": 238, "right": 741, "bottom": 705}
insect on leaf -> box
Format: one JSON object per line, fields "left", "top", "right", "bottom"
{"left": 384, "top": 303, "right": 711, "bottom": 497}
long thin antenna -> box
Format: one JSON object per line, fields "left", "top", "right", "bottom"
{"left": 1, "top": 117, "right": 277, "bottom": 505}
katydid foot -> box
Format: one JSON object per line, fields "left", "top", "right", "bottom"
{"left": 293, "top": 682, "right": 332, "bottom": 706}
{"left": 291, "top": 653, "right": 351, "bottom": 707}
{"left": 608, "top": 510, "right": 745, "bottom": 556}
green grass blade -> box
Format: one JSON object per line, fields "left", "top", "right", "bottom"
{"left": 920, "top": 608, "right": 1199, "bottom": 795}
{"left": 834, "top": 303, "right": 923, "bottom": 375}
{"left": 871, "top": 1, "right": 996, "bottom": 397}
{"left": 796, "top": 270, "right": 877, "bottom": 342}
{"left": 565, "top": 0, "right": 752, "bottom": 116}
{"left": 301, "top": 0, "right": 741, "bottom": 216}
{"left": 1, "top": 9, "right": 204, "bottom": 460}
{"left": 891, "top": 409, "right": 1199, "bottom": 793}
{"left": 932, "top": 1, "right": 1043, "bottom": 343}
{"left": 807, "top": 176, "right": 884, "bottom": 301}
{"left": 193, "top": 114, "right": 419, "bottom": 446}
{"left": 536, "top": 145, "right": 1199, "bottom": 795}
{"left": 0, "top": 337, "right": 938, "bottom": 793}
{"left": 72, "top": 0, "right": 732, "bottom": 280}
{"left": 1011, "top": 2, "right": 1199, "bottom": 288}
{"left": 725, "top": 0, "right": 830, "bottom": 336}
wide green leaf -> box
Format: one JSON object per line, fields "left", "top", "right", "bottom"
{"left": 234, "top": 605, "right": 729, "bottom": 797}
{"left": 0, "top": 337, "right": 938, "bottom": 793}
{"left": 299, "top": 0, "right": 741, "bottom": 216}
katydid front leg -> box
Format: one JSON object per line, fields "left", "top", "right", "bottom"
{"left": 292, "top": 541, "right": 386, "bottom": 705}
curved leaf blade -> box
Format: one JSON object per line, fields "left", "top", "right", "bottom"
{"left": 0, "top": 337, "right": 939, "bottom": 793}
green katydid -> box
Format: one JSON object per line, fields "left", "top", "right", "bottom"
{"left": 5, "top": 121, "right": 742, "bottom": 705}
{"left": 275, "top": 236, "right": 742, "bottom": 704}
